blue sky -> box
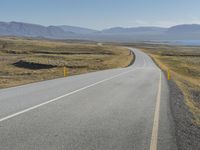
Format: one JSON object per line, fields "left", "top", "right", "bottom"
{"left": 0, "top": 0, "right": 200, "bottom": 29}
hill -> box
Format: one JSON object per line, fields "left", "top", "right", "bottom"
{"left": 1, "top": 21, "right": 200, "bottom": 41}
{"left": 0, "top": 21, "right": 74, "bottom": 39}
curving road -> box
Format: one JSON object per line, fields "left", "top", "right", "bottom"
{"left": 0, "top": 48, "right": 177, "bottom": 150}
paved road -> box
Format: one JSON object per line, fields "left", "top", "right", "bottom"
{"left": 0, "top": 48, "right": 177, "bottom": 150}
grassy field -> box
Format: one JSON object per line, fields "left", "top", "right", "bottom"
{"left": 126, "top": 43, "right": 200, "bottom": 126}
{"left": 0, "top": 37, "right": 133, "bottom": 89}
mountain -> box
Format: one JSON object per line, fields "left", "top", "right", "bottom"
{"left": 167, "top": 24, "right": 200, "bottom": 34}
{"left": 59, "top": 25, "right": 98, "bottom": 34}
{"left": 0, "top": 21, "right": 74, "bottom": 39}
{"left": 102, "top": 27, "right": 167, "bottom": 34}
{"left": 1, "top": 21, "right": 200, "bottom": 42}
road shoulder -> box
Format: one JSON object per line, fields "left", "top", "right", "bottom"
{"left": 157, "top": 73, "right": 178, "bottom": 150}
{"left": 169, "top": 80, "right": 200, "bottom": 150}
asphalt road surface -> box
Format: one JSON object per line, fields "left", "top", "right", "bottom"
{"left": 0, "top": 48, "right": 177, "bottom": 150}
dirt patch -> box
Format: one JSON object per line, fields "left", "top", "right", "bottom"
{"left": 30, "top": 51, "right": 113, "bottom": 55}
{"left": 13, "top": 60, "right": 57, "bottom": 70}
{"left": 1, "top": 49, "right": 29, "bottom": 54}
{"left": 161, "top": 54, "right": 200, "bottom": 57}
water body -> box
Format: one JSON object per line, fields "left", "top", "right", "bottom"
{"left": 168, "top": 40, "right": 200, "bottom": 46}
{"left": 147, "top": 40, "right": 200, "bottom": 46}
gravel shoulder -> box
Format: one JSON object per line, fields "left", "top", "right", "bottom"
{"left": 169, "top": 80, "right": 200, "bottom": 150}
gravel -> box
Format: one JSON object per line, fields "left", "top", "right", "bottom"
{"left": 190, "top": 89, "right": 200, "bottom": 104}
{"left": 169, "top": 80, "right": 200, "bottom": 150}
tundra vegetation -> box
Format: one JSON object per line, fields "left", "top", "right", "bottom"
{"left": 0, "top": 37, "right": 133, "bottom": 88}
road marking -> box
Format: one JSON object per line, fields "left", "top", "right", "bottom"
{"left": 0, "top": 69, "right": 137, "bottom": 123}
{"left": 150, "top": 71, "right": 162, "bottom": 150}
{"left": 143, "top": 56, "right": 147, "bottom": 67}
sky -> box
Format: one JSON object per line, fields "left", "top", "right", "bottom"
{"left": 0, "top": 0, "right": 200, "bottom": 29}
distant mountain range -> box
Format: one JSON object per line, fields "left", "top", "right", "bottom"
{"left": 59, "top": 25, "right": 98, "bottom": 34}
{"left": 0, "top": 22, "right": 74, "bottom": 39}
{"left": 1, "top": 21, "right": 200, "bottom": 42}
{"left": 102, "top": 27, "right": 167, "bottom": 34}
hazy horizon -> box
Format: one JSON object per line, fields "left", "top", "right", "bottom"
{"left": 1, "top": 0, "right": 200, "bottom": 30}
{"left": 2, "top": 20, "right": 200, "bottom": 31}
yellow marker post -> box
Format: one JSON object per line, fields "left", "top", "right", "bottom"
{"left": 64, "top": 67, "right": 68, "bottom": 77}
{"left": 167, "top": 69, "right": 170, "bottom": 80}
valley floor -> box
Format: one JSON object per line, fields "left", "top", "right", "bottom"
{"left": 0, "top": 37, "right": 133, "bottom": 89}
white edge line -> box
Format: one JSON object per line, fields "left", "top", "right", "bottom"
{"left": 143, "top": 56, "right": 147, "bottom": 67}
{"left": 150, "top": 71, "right": 162, "bottom": 150}
{"left": 0, "top": 69, "right": 137, "bottom": 123}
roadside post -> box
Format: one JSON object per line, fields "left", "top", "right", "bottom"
{"left": 64, "top": 66, "right": 68, "bottom": 77}
{"left": 167, "top": 69, "right": 170, "bottom": 80}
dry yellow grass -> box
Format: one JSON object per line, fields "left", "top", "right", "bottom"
{"left": 0, "top": 37, "right": 133, "bottom": 89}
{"left": 151, "top": 54, "right": 200, "bottom": 125}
